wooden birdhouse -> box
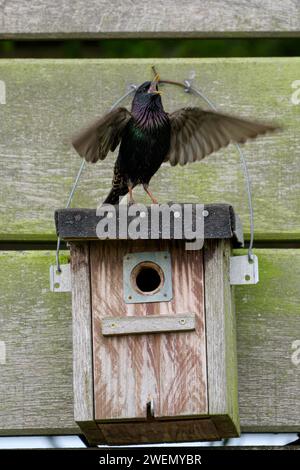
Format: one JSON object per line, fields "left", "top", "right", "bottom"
{"left": 55, "top": 203, "right": 243, "bottom": 445}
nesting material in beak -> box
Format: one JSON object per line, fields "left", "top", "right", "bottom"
{"left": 148, "top": 73, "right": 162, "bottom": 95}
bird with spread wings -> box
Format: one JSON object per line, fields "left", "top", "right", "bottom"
{"left": 72, "top": 74, "right": 278, "bottom": 204}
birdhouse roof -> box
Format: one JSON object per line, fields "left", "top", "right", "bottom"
{"left": 55, "top": 204, "right": 243, "bottom": 246}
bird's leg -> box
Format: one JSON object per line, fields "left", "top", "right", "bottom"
{"left": 143, "top": 184, "right": 158, "bottom": 204}
{"left": 128, "top": 184, "right": 135, "bottom": 204}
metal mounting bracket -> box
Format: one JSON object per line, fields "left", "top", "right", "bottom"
{"left": 230, "top": 254, "right": 259, "bottom": 285}
{"left": 50, "top": 264, "right": 71, "bottom": 292}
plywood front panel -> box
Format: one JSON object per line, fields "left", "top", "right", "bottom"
{"left": 90, "top": 240, "right": 207, "bottom": 420}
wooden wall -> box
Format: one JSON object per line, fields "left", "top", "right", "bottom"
{"left": 0, "top": 1, "right": 299, "bottom": 38}
{"left": 0, "top": 1, "right": 299, "bottom": 437}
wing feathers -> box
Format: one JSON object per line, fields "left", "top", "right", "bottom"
{"left": 166, "top": 107, "right": 279, "bottom": 166}
{"left": 71, "top": 107, "right": 132, "bottom": 163}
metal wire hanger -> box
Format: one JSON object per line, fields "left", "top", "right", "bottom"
{"left": 55, "top": 84, "right": 138, "bottom": 272}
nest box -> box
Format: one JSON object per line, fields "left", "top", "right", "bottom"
{"left": 55, "top": 203, "right": 243, "bottom": 445}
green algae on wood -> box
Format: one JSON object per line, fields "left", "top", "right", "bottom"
{"left": 0, "top": 58, "right": 299, "bottom": 241}
{"left": 0, "top": 248, "right": 299, "bottom": 434}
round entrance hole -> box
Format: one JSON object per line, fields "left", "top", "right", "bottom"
{"left": 131, "top": 261, "right": 164, "bottom": 295}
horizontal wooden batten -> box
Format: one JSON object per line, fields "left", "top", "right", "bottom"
{"left": 98, "top": 419, "right": 220, "bottom": 444}
{"left": 0, "top": 58, "right": 299, "bottom": 243}
{"left": 0, "top": 1, "right": 299, "bottom": 38}
{"left": 101, "top": 314, "right": 196, "bottom": 336}
{"left": 55, "top": 204, "right": 243, "bottom": 244}
{"left": 0, "top": 248, "right": 299, "bottom": 435}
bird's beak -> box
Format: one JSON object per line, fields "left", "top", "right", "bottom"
{"left": 148, "top": 73, "right": 162, "bottom": 95}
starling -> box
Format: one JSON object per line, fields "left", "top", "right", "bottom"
{"left": 72, "top": 74, "right": 278, "bottom": 204}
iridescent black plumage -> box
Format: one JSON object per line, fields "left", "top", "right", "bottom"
{"left": 71, "top": 77, "right": 279, "bottom": 204}
{"left": 104, "top": 81, "right": 171, "bottom": 204}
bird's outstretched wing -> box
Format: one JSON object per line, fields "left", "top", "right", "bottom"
{"left": 165, "top": 107, "right": 279, "bottom": 166}
{"left": 72, "top": 107, "right": 132, "bottom": 163}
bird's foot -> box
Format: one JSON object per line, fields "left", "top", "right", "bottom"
{"left": 149, "top": 195, "right": 158, "bottom": 204}
{"left": 143, "top": 184, "right": 159, "bottom": 204}
{"left": 128, "top": 186, "right": 135, "bottom": 204}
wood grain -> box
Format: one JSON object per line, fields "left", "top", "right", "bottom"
{"left": 235, "top": 248, "right": 300, "bottom": 432}
{"left": 99, "top": 418, "right": 219, "bottom": 445}
{"left": 69, "top": 243, "right": 94, "bottom": 423}
{"left": 101, "top": 314, "right": 196, "bottom": 336}
{"left": 0, "top": 249, "right": 299, "bottom": 435}
{"left": 55, "top": 204, "right": 243, "bottom": 244}
{"left": 0, "top": 250, "right": 77, "bottom": 435}
{"left": 90, "top": 240, "right": 207, "bottom": 420}
{"left": 204, "top": 239, "right": 239, "bottom": 436}
{"left": 0, "top": 59, "right": 299, "bottom": 241}
{"left": 0, "top": 1, "right": 299, "bottom": 38}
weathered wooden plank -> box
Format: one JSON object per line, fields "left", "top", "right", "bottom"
{"left": 204, "top": 240, "right": 239, "bottom": 437}
{"left": 99, "top": 419, "right": 219, "bottom": 445}
{"left": 0, "top": 250, "right": 78, "bottom": 435}
{"left": 69, "top": 242, "right": 107, "bottom": 446}
{"left": 55, "top": 205, "right": 243, "bottom": 244}
{"left": 0, "top": 58, "right": 299, "bottom": 241}
{"left": 0, "top": 248, "right": 299, "bottom": 435}
{"left": 90, "top": 240, "right": 207, "bottom": 420}
{"left": 69, "top": 244, "right": 94, "bottom": 424}
{"left": 236, "top": 248, "right": 300, "bottom": 432}
{"left": 91, "top": 241, "right": 158, "bottom": 421}
{"left": 0, "top": 1, "right": 299, "bottom": 38}
{"left": 101, "top": 314, "right": 196, "bottom": 336}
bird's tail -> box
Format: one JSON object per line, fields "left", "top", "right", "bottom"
{"left": 103, "top": 186, "right": 128, "bottom": 205}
